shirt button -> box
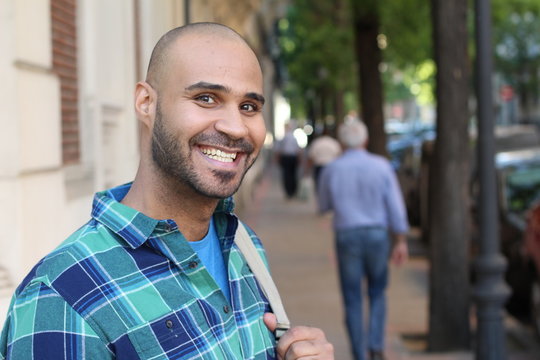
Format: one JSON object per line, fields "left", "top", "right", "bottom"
{"left": 188, "top": 261, "right": 198, "bottom": 269}
{"left": 166, "top": 320, "right": 173, "bottom": 329}
{"left": 223, "top": 305, "right": 230, "bottom": 314}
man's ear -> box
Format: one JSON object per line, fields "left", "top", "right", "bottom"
{"left": 134, "top": 81, "right": 157, "bottom": 128}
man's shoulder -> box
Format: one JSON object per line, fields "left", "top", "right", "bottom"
{"left": 341, "top": 149, "right": 391, "bottom": 168}
{"left": 15, "top": 219, "right": 121, "bottom": 297}
{"left": 238, "top": 221, "right": 264, "bottom": 249}
{"left": 326, "top": 150, "right": 392, "bottom": 170}
{"left": 367, "top": 151, "right": 393, "bottom": 166}
{"left": 324, "top": 154, "right": 350, "bottom": 169}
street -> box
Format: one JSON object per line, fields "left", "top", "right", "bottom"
{"left": 240, "top": 165, "right": 540, "bottom": 359}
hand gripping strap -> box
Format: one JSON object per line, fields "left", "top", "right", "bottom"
{"left": 234, "top": 221, "right": 290, "bottom": 339}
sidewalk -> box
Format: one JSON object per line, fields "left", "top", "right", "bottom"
{"left": 239, "top": 165, "right": 540, "bottom": 360}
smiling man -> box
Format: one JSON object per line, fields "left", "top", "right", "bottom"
{"left": 0, "top": 23, "right": 334, "bottom": 359}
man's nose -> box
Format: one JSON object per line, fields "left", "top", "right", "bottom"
{"left": 214, "top": 106, "right": 249, "bottom": 139}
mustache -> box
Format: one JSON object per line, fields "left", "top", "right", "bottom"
{"left": 191, "top": 133, "right": 255, "bottom": 153}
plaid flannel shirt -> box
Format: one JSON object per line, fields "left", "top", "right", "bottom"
{"left": 0, "top": 183, "right": 276, "bottom": 359}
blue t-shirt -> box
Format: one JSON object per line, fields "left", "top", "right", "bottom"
{"left": 189, "top": 217, "right": 230, "bottom": 303}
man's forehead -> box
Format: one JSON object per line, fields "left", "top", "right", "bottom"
{"left": 172, "top": 31, "right": 248, "bottom": 55}
{"left": 146, "top": 23, "right": 261, "bottom": 90}
{"left": 147, "top": 31, "right": 263, "bottom": 96}
{"left": 169, "top": 37, "right": 262, "bottom": 78}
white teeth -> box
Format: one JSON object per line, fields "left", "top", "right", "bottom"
{"left": 201, "top": 148, "right": 237, "bottom": 163}
{"left": 208, "top": 155, "right": 233, "bottom": 162}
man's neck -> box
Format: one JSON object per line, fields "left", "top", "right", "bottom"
{"left": 121, "top": 171, "right": 219, "bottom": 242}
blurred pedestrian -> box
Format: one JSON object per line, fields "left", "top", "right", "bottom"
{"left": 275, "top": 122, "right": 301, "bottom": 199}
{"left": 318, "top": 120, "right": 409, "bottom": 360}
{"left": 306, "top": 129, "right": 342, "bottom": 192}
{"left": 0, "top": 22, "right": 334, "bottom": 360}
{"left": 344, "top": 109, "right": 360, "bottom": 124}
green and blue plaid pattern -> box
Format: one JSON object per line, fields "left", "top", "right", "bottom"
{"left": 0, "top": 183, "right": 276, "bottom": 359}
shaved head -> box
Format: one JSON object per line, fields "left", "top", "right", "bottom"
{"left": 134, "top": 21, "right": 266, "bottom": 201}
{"left": 146, "top": 22, "right": 259, "bottom": 90}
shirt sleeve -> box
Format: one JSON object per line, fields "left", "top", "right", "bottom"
{"left": 384, "top": 164, "right": 410, "bottom": 234}
{"left": 0, "top": 282, "right": 113, "bottom": 360}
{"left": 317, "top": 166, "right": 332, "bottom": 213}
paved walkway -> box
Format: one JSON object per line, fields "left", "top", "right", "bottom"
{"left": 239, "top": 165, "right": 540, "bottom": 360}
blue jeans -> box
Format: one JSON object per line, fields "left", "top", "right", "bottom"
{"left": 335, "top": 226, "right": 390, "bottom": 360}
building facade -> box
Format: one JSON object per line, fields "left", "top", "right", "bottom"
{"left": 0, "top": 0, "right": 286, "bottom": 316}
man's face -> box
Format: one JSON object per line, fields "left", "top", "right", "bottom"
{"left": 150, "top": 34, "right": 266, "bottom": 199}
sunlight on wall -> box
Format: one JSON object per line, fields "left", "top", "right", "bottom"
{"left": 273, "top": 92, "right": 291, "bottom": 141}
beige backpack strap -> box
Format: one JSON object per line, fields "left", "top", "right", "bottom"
{"left": 235, "top": 221, "right": 290, "bottom": 339}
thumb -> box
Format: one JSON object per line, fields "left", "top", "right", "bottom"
{"left": 263, "top": 312, "right": 277, "bottom": 332}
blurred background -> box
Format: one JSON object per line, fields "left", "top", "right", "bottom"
{"left": 2, "top": 0, "right": 540, "bottom": 358}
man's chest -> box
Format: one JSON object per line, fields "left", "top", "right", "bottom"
{"left": 52, "top": 240, "right": 274, "bottom": 359}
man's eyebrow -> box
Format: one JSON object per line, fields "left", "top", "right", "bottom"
{"left": 186, "top": 81, "right": 265, "bottom": 105}
{"left": 185, "top": 81, "right": 228, "bottom": 92}
{"left": 246, "top": 92, "right": 265, "bottom": 105}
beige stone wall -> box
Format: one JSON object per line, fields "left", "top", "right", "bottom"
{"left": 191, "top": 0, "right": 260, "bottom": 37}
{"left": 190, "top": 0, "right": 286, "bottom": 53}
{"left": 0, "top": 0, "right": 64, "bottom": 284}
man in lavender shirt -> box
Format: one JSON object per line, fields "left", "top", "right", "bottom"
{"left": 318, "top": 120, "right": 409, "bottom": 360}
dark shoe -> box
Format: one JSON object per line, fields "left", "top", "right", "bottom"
{"left": 369, "top": 350, "right": 386, "bottom": 360}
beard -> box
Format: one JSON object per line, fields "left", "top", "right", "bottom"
{"left": 151, "top": 102, "right": 258, "bottom": 199}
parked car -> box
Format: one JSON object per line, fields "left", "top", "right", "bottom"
{"left": 494, "top": 147, "right": 540, "bottom": 327}
{"left": 522, "top": 195, "right": 540, "bottom": 336}
{"left": 406, "top": 124, "right": 540, "bottom": 332}
{"left": 387, "top": 122, "right": 435, "bottom": 226}
{"left": 414, "top": 124, "right": 540, "bottom": 239}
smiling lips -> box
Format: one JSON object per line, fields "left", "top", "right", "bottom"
{"left": 201, "top": 147, "right": 238, "bottom": 163}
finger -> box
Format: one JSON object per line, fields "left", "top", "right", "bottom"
{"left": 284, "top": 341, "right": 316, "bottom": 359}
{"left": 263, "top": 312, "right": 277, "bottom": 332}
{"left": 281, "top": 332, "right": 334, "bottom": 359}
{"left": 276, "top": 326, "right": 322, "bottom": 358}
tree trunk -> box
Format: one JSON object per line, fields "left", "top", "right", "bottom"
{"left": 428, "top": 0, "right": 471, "bottom": 351}
{"left": 352, "top": 5, "right": 388, "bottom": 157}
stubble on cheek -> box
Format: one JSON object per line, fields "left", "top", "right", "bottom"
{"left": 151, "top": 129, "right": 258, "bottom": 198}
{"left": 151, "top": 102, "right": 263, "bottom": 198}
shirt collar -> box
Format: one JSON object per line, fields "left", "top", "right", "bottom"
{"left": 344, "top": 148, "right": 367, "bottom": 156}
{"left": 215, "top": 196, "right": 235, "bottom": 214}
{"left": 91, "top": 182, "right": 236, "bottom": 249}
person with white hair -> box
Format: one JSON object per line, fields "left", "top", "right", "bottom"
{"left": 318, "top": 120, "right": 409, "bottom": 360}
{"left": 306, "top": 128, "right": 342, "bottom": 193}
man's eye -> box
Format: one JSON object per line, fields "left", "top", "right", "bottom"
{"left": 241, "top": 103, "right": 258, "bottom": 112}
{"left": 195, "top": 94, "right": 215, "bottom": 104}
